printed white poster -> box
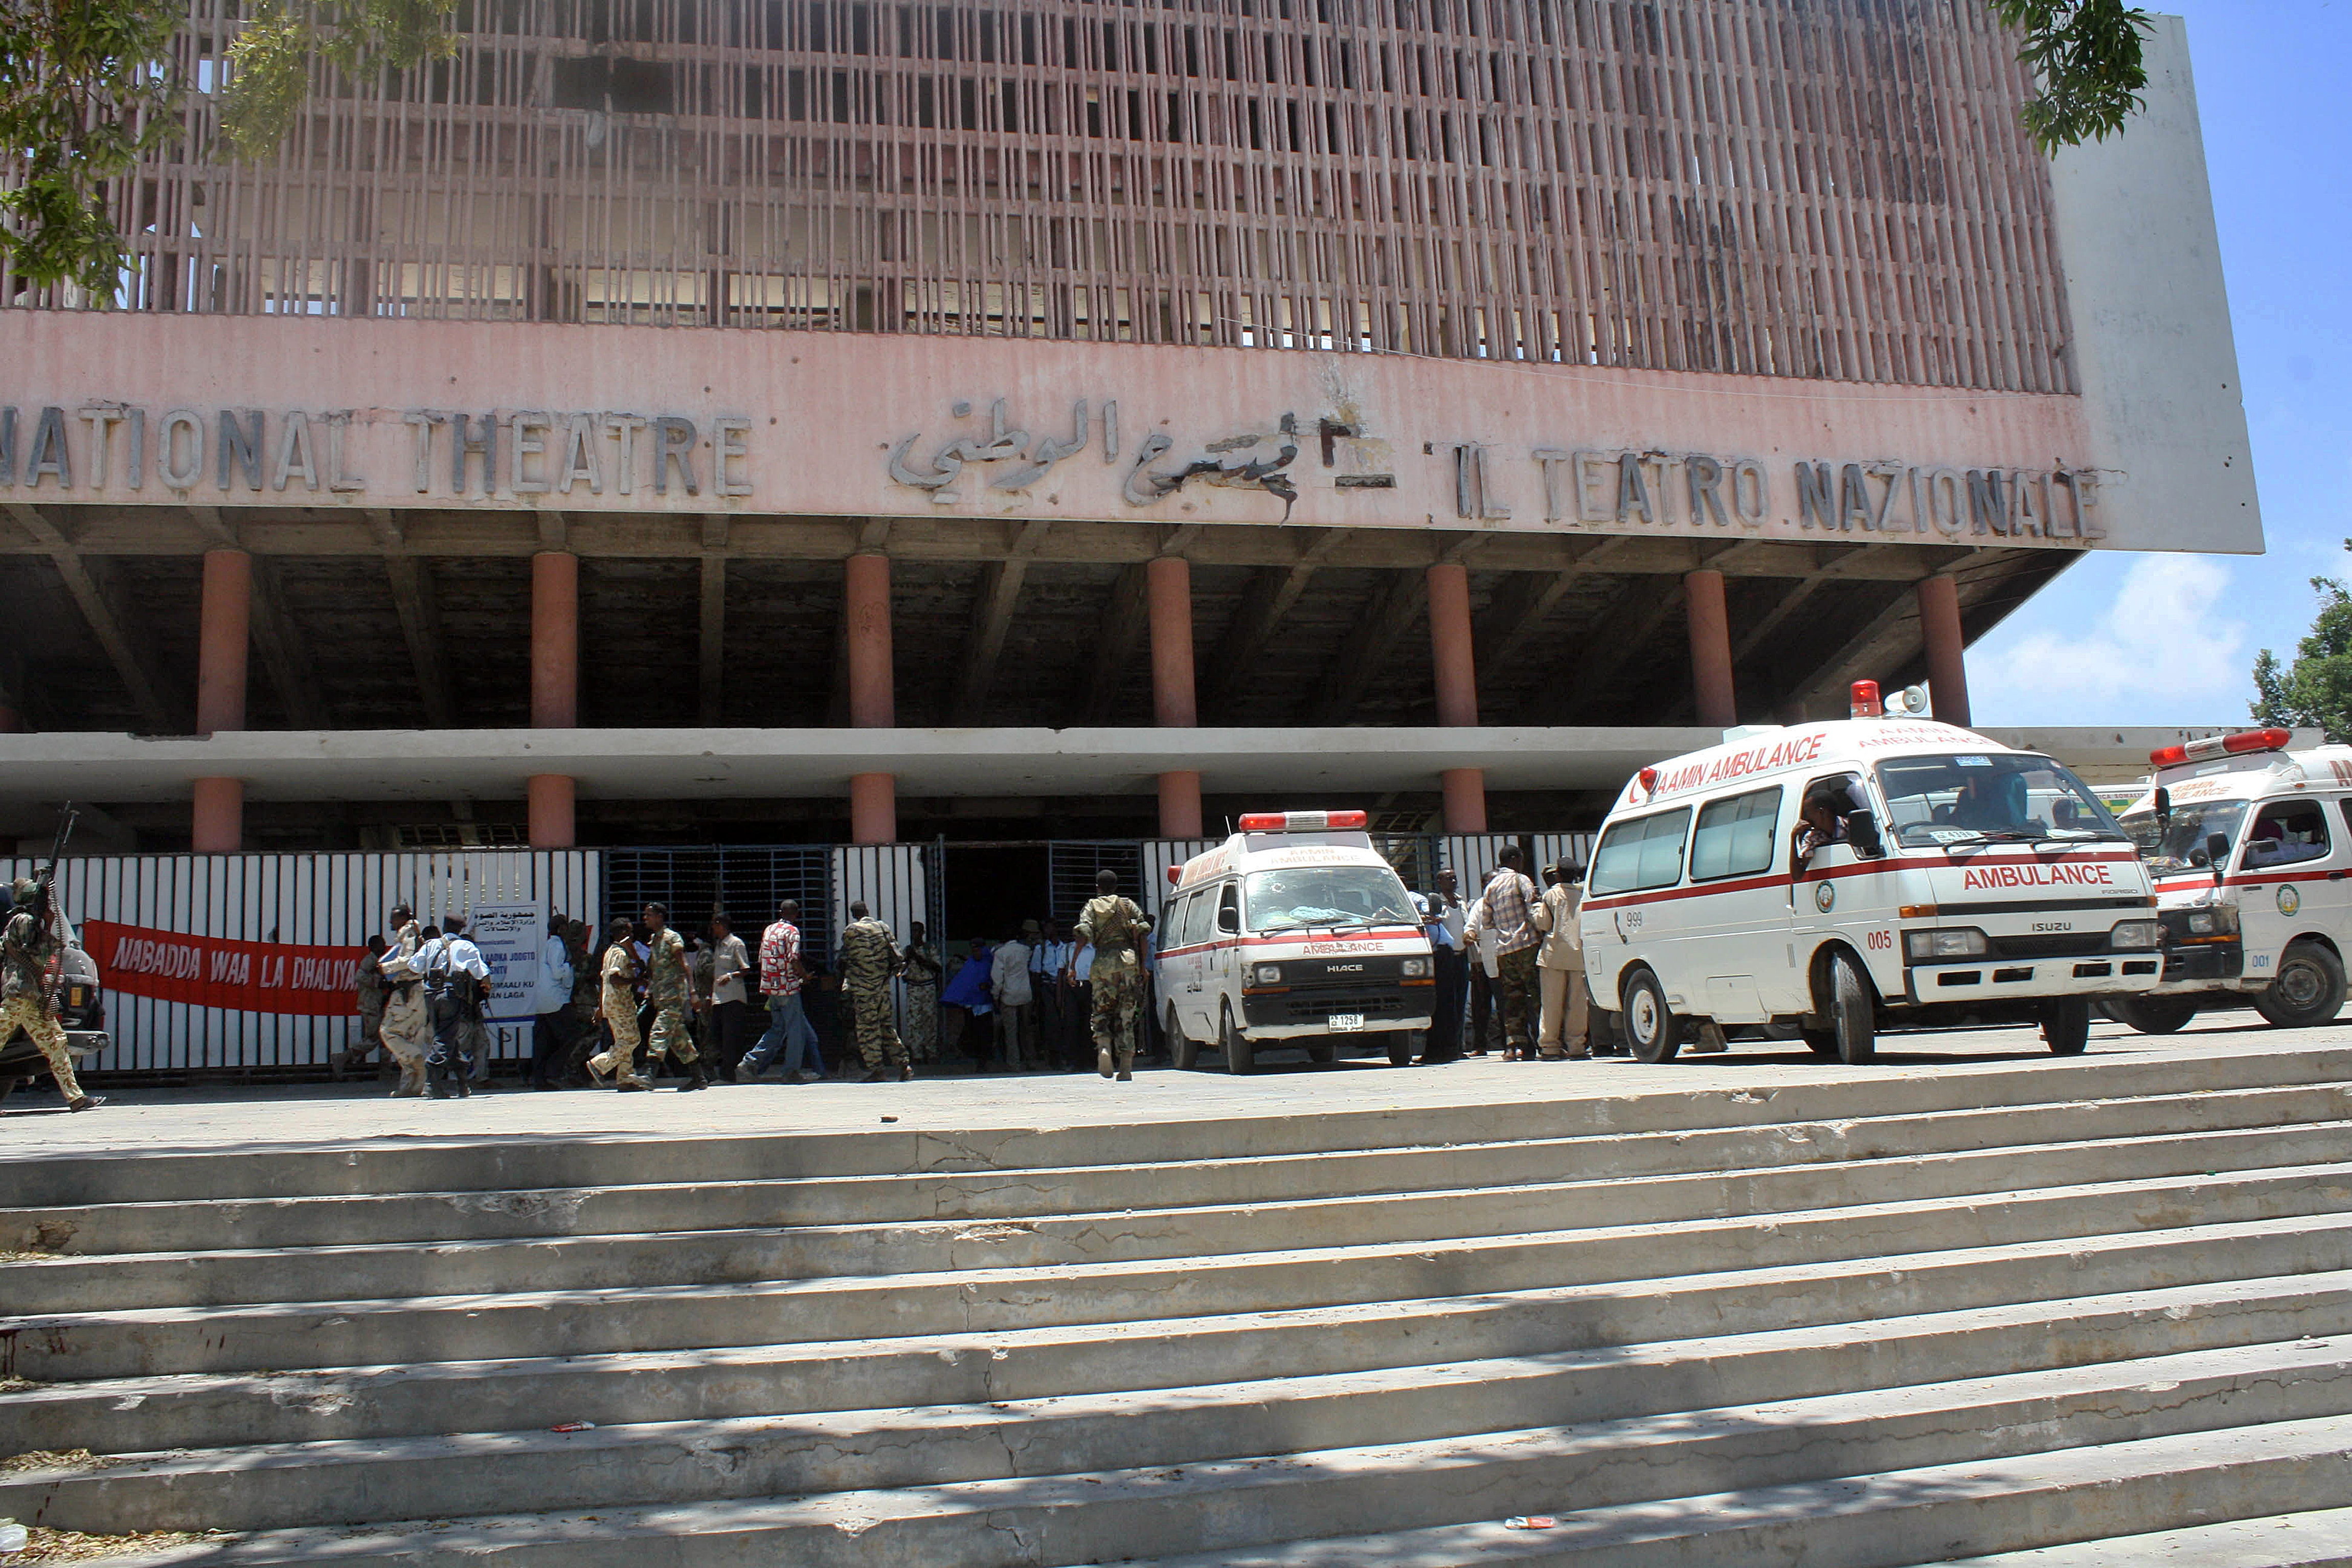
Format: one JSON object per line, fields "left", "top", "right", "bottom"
{"left": 466, "top": 902, "right": 545, "bottom": 1024}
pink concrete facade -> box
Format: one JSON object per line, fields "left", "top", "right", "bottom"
{"left": 0, "top": 312, "right": 2173, "bottom": 554}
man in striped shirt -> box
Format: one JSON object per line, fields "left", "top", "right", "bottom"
{"left": 1465, "top": 846, "right": 1542, "bottom": 1061}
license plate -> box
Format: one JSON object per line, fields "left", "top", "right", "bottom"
{"left": 1327, "top": 1013, "right": 1365, "bottom": 1032}
{"left": 67, "top": 987, "right": 85, "bottom": 1007}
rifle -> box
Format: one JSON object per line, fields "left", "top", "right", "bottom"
{"left": 32, "top": 802, "right": 77, "bottom": 1012}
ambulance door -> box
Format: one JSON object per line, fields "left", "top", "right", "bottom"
{"left": 1206, "top": 880, "right": 1245, "bottom": 1032}
{"left": 1683, "top": 784, "right": 1786, "bottom": 1024}
{"left": 1160, "top": 891, "right": 1198, "bottom": 1036}
{"left": 1787, "top": 771, "right": 1901, "bottom": 1007}
{"left": 2237, "top": 797, "right": 2343, "bottom": 984}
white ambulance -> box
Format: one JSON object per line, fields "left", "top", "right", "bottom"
{"left": 1581, "top": 686, "right": 2163, "bottom": 1063}
{"left": 2109, "top": 728, "right": 2352, "bottom": 1034}
{"left": 1156, "top": 810, "right": 1435, "bottom": 1073}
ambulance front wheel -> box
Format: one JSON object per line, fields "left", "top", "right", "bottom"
{"left": 2040, "top": 995, "right": 2091, "bottom": 1056}
{"left": 1306, "top": 1041, "right": 1338, "bottom": 1064}
{"left": 1821, "top": 949, "right": 1876, "bottom": 1064}
{"left": 1386, "top": 1032, "right": 1416, "bottom": 1067}
{"left": 2254, "top": 940, "right": 2348, "bottom": 1029}
{"left": 1220, "top": 1005, "right": 1256, "bottom": 1075}
{"left": 1167, "top": 1008, "right": 1200, "bottom": 1071}
{"left": 1621, "top": 968, "right": 1680, "bottom": 1064}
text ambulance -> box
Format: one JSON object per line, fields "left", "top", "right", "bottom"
{"left": 1581, "top": 688, "right": 2162, "bottom": 1063}
{"left": 2110, "top": 728, "right": 2352, "bottom": 1034}
{"left": 1156, "top": 811, "right": 1434, "bottom": 1073}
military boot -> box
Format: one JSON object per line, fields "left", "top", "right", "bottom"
{"left": 1115, "top": 1049, "right": 1135, "bottom": 1083}
{"left": 679, "top": 1057, "right": 709, "bottom": 1092}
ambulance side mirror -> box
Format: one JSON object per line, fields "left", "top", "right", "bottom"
{"left": 1216, "top": 905, "right": 1240, "bottom": 934}
{"left": 1846, "top": 809, "right": 1885, "bottom": 859}
{"left": 2154, "top": 785, "right": 2172, "bottom": 827}
{"left": 2208, "top": 832, "right": 2230, "bottom": 883}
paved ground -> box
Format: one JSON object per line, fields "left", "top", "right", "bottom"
{"left": 0, "top": 1008, "right": 2327, "bottom": 1162}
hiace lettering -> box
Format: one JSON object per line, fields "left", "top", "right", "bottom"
{"left": 1960, "top": 862, "right": 2117, "bottom": 891}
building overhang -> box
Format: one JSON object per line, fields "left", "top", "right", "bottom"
{"left": 0, "top": 725, "right": 2286, "bottom": 806}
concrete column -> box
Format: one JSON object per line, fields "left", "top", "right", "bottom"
{"left": 528, "top": 551, "right": 580, "bottom": 848}
{"left": 1684, "top": 567, "right": 1736, "bottom": 730}
{"left": 1427, "top": 561, "right": 1486, "bottom": 833}
{"left": 1148, "top": 556, "right": 1203, "bottom": 837}
{"left": 192, "top": 549, "right": 251, "bottom": 852}
{"left": 1917, "top": 573, "right": 1972, "bottom": 729}
{"left": 845, "top": 554, "right": 897, "bottom": 843}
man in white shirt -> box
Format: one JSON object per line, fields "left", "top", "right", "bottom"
{"left": 530, "top": 911, "right": 578, "bottom": 1090}
{"left": 706, "top": 914, "right": 753, "bottom": 1080}
{"left": 418, "top": 915, "right": 492, "bottom": 1099}
{"left": 991, "top": 924, "right": 1035, "bottom": 1071}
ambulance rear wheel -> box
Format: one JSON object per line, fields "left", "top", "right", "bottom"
{"left": 2107, "top": 995, "right": 2198, "bottom": 1035}
{"left": 1168, "top": 1008, "right": 1200, "bottom": 1071}
{"left": 1621, "top": 968, "right": 1679, "bottom": 1064}
{"left": 2255, "top": 940, "right": 2348, "bottom": 1029}
{"left": 1220, "top": 1005, "right": 1256, "bottom": 1075}
{"left": 1823, "top": 949, "right": 1876, "bottom": 1064}
{"left": 2040, "top": 996, "right": 2092, "bottom": 1056}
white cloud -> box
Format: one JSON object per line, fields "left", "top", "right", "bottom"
{"left": 1969, "top": 555, "right": 2251, "bottom": 727}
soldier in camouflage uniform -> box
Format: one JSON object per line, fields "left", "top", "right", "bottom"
{"left": 640, "top": 902, "right": 708, "bottom": 1092}
{"left": 1074, "top": 869, "right": 1154, "bottom": 1081}
{"left": 375, "top": 903, "right": 432, "bottom": 1098}
{"left": 587, "top": 918, "right": 649, "bottom": 1089}
{"left": 2, "top": 876, "right": 101, "bottom": 1110}
{"left": 838, "top": 900, "right": 909, "bottom": 1081}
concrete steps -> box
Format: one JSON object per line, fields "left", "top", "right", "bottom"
{"left": 4, "top": 1043, "right": 2350, "bottom": 1564}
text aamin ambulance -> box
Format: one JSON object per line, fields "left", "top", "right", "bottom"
{"left": 1580, "top": 686, "right": 2163, "bottom": 1064}
{"left": 2108, "top": 728, "right": 2352, "bottom": 1036}
{"left": 1156, "top": 811, "right": 1434, "bottom": 1073}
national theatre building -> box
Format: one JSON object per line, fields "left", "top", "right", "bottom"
{"left": 0, "top": 0, "right": 2258, "bottom": 851}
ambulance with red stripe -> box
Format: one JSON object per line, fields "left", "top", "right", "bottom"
{"left": 1581, "top": 683, "right": 2163, "bottom": 1064}
{"left": 2108, "top": 728, "right": 2352, "bottom": 1035}
{"left": 1156, "top": 810, "right": 1434, "bottom": 1073}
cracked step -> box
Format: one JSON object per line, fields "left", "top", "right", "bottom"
{"left": 9, "top": 1120, "right": 2348, "bottom": 1317}
{"left": 10, "top": 1080, "right": 2346, "bottom": 1257}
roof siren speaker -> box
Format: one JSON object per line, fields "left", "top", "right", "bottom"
{"left": 1883, "top": 684, "right": 1931, "bottom": 717}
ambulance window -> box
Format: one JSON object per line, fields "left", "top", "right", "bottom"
{"left": 1690, "top": 787, "right": 1784, "bottom": 881}
{"left": 1589, "top": 808, "right": 1692, "bottom": 895}
{"left": 1182, "top": 891, "right": 1213, "bottom": 947}
{"left": 2245, "top": 801, "right": 2331, "bottom": 869}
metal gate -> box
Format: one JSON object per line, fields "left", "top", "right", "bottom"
{"left": 603, "top": 847, "right": 835, "bottom": 958}
{"left": 1047, "top": 840, "right": 1145, "bottom": 927}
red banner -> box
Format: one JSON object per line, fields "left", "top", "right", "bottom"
{"left": 86, "top": 921, "right": 364, "bottom": 1016}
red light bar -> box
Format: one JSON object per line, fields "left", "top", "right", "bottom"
{"left": 1166, "top": 865, "right": 1184, "bottom": 883}
{"left": 2151, "top": 728, "right": 2294, "bottom": 767}
{"left": 1237, "top": 810, "right": 1367, "bottom": 831}
{"left": 1850, "top": 679, "right": 1882, "bottom": 720}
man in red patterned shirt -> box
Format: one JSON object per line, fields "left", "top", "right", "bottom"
{"left": 738, "top": 899, "right": 821, "bottom": 1082}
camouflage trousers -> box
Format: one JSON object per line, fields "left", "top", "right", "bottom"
{"left": 849, "top": 987, "right": 906, "bottom": 1073}
{"left": 649, "top": 1006, "right": 697, "bottom": 1066}
{"left": 588, "top": 1001, "right": 648, "bottom": 1086}
{"left": 1, "top": 994, "right": 87, "bottom": 1102}
{"left": 1492, "top": 946, "right": 1539, "bottom": 1056}
{"left": 1089, "top": 959, "right": 1144, "bottom": 1066}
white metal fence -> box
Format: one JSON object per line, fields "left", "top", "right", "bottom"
{"left": 9, "top": 851, "right": 600, "bottom": 1075}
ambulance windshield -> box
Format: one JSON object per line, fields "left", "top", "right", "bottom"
{"left": 1243, "top": 867, "right": 1416, "bottom": 932}
{"left": 2119, "top": 799, "right": 2249, "bottom": 876}
{"left": 1873, "top": 753, "right": 2126, "bottom": 848}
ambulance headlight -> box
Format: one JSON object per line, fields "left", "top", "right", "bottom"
{"left": 1250, "top": 965, "right": 1284, "bottom": 986}
{"left": 2181, "top": 905, "right": 2239, "bottom": 936}
{"left": 1904, "top": 927, "right": 1989, "bottom": 961}
{"left": 2109, "top": 920, "right": 2162, "bottom": 951}
{"left": 1400, "top": 957, "right": 1431, "bottom": 977}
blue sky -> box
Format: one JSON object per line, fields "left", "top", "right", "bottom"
{"left": 1967, "top": 0, "right": 2352, "bottom": 727}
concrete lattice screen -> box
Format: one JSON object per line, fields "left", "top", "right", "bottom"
{"left": 47, "top": 0, "right": 2070, "bottom": 393}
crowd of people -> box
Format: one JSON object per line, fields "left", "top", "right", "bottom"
{"left": 336, "top": 856, "right": 1614, "bottom": 1097}
{"left": 343, "top": 870, "right": 1163, "bottom": 1095}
